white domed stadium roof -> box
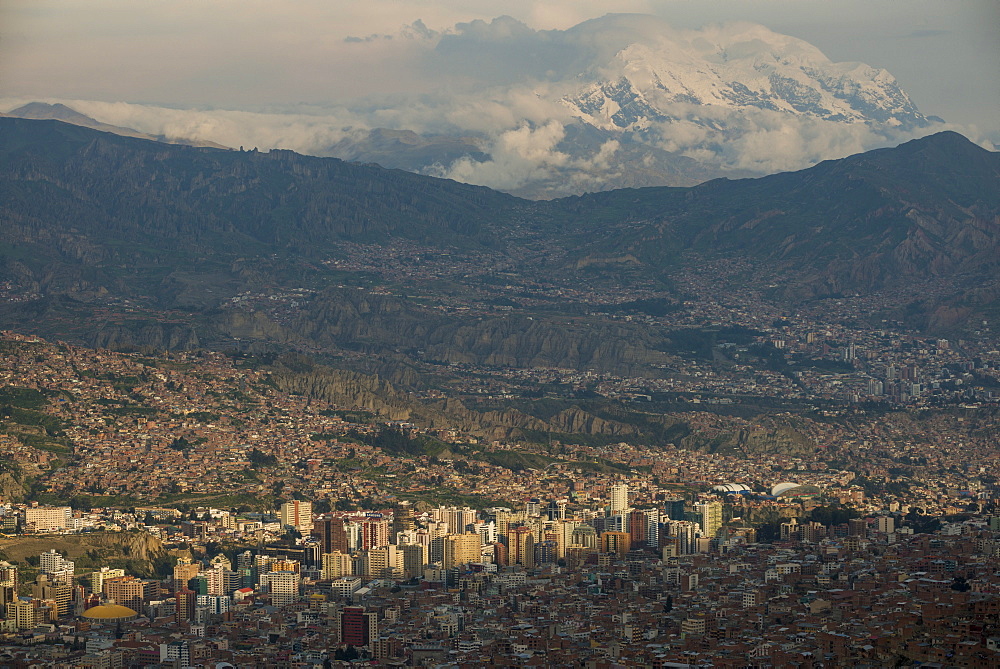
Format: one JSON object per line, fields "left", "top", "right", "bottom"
{"left": 711, "top": 483, "right": 752, "bottom": 494}
{"left": 771, "top": 482, "right": 802, "bottom": 497}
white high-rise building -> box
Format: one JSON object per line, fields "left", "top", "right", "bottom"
{"left": 260, "top": 571, "right": 300, "bottom": 606}
{"left": 472, "top": 521, "right": 497, "bottom": 545}
{"left": 279, "top": 500, "right": 313, "bottom": 532}
{"left": 39, "top": 549, "right": 75, "bottom": 583}
{"left": 642, "top": 508, "right": 660, "bottom": 548}
{"left": 25, "top": 507, "right": 70, "bottom": 531}
{"left": 610, "top": 484, "right": 630, "bottom": 515}
{"left": 439, "top": 507, "right": 477, "bottom": 535}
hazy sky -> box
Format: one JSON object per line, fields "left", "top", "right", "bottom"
{"left": 2, "top": 0, "right": 998, "bottom": 142}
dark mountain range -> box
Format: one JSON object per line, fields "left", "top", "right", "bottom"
{"left": 0, "top": 116, "right": 998, "bottom": 360}
{"left": 4, "top": 102, "right": 228, "bottom": 149}
{"left": 2, "top": 116, "right": 998, "bottom": 444}
{"left": 560, "top": 131, "right": 1000, "bottom": 299}
{"left": 0, "top": 117, "right": 520, "bottom": 307}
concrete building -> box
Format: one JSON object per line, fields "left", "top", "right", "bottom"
{"left": 279, "top": 500, "right": 313, "bottom": 532}
{"left": 610, "top": 484, "right": 630, "bottom": 515}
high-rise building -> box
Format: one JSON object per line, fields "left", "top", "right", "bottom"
{"left": 665, "top": 520, "right": 700, "bottom": 555}
{"left": 25, "top": 506, "right": 70, "bottom": 531}
{"left": 392, "top": 501, "right": 414, "bottom": 534}
{"left": 160, "top": 640, "right": 191, "bottom": 665}
{"left": 471, "top": 520, "right": 497, "bottom": 545}
{"left": 363, "top": 545, "right": 403, "bottom": 579}
{"left": 663, "top": 498, "right": 686, "bottom": 521}
{"left": 260, "top": 570, "right": 300, "bottom": 606}
{"left": 644, "top": 508, "right": 660, "bottom": 548}
{"left": 187, "top": 575, "right": 209, "bottom": 596}
{"left": 39, "top": 549, "right": 71, "bottom": 573}
{"left": 197, "top": 594, "right": 230, "bottom": 615}
{"left": 547, "top": 520, "right": 575, "bottom": 559}
{"left": 439, "top": 507, "right": 477, "bottom": 535}
{"left": 359, "top": 514, "right": 392, "bottom": 550}
{"left": 442, "top": 533, "right": 481, "bottom": 570}
{"left": 322, "top": 551, "right": 354, "bottom": 580}
{"left": 279, "top": 500, "right": 313, "bottom": 532}
{"left": 172, "top": 557, "right": 200, "bottom": 595}
{"left": 571, "top": 524, "right": 598, "bottom": 550}
{"left": 31, "top": 573, "right": 73, "bottom": 617}
{"left": 6, "top": 599, "right": 44, "bottom": 630}
{"left": 175, "top": 586, "right": 196, "bottom": 621}
{"left": 627, "top": 510, "right": 648, "bottom": 547}
{"left": 545, "top": 500, "right": 560, "bottom": 521}
{"left": 203, "top": 566, "right": 229, "bottom": 596}
{"left": 533, "top": 540, "right": 558, "bottom": 565}
{"left": 104, "top": 576, "right": 147, "bottom": 613}
{"left": 313, "top": 516, "right": 349, "bottom": 554}
{"left": 90, "top": 567, "right": 126, "bottom": 595}
{"left": 400, "top": 544, "right": 427, "bottom": 580}
{"left": 236, "top": 550, "right": 255, "bottom": 571}
{"left": 628, "top": 508, "right": 660, "bottom": 548}
{"left": 600, "top": 531, "right": 632, "bottom": 556}
{"left": 610, "top": 484, "right": 630, "bottom": 515}
{"left": 492, "top": 541, "right": 509, "bottom": 567}
{"left": 0, "top": 562, "right": 17, "bottom": 589}
{"left": 39, "top": 549, "right": 74, "bottom": 584}
{"left": 510, "top": 526, "right": 535, "bottom": 568}
{"left": 341, "top": 606, "right": 378, "bottom": 646}
{"left": 487, "top": 508, "right": 519, "bottom": 543}
{"left": 695, "top": 501, "right": 723, "bottom": 539}
{"left": 849, "top": 518, "right": 868, "bottom": 537}
{"left": 0, "top": 561, "right": 17, "bottom": 609}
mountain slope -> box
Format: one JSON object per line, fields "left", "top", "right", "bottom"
{"left": 556, "top": 131, "right": 1000, "bottom": 297}
{"left": 0, "top": 117, "right": 519, "bottom": 252}
{"left": 0, "top": 117, "right": 998, "bottom": 349}
{"left": 5, "top": 102, "right": 229, "bottom": 149}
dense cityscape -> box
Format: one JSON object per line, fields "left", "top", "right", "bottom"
{"left": 0, "top": 326, "right": 996, "bottom": 667}
{"left": 2, "top": 0, "right": 999, "bottom": 665}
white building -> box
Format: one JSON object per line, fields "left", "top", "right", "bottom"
{"left": 259, "top": 570, "right": 300, "bottom": 606}
{"left": 279, "top": 500, "right": 313, "bottom": 532}
{"left": 25, "top": 506, "right": 70, "bottom": 531}
{"left": 610, "top": 484, "right": 630, "bottom": 515}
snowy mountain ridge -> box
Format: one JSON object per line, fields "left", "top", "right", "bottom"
{"left": 563, "top": 20, "right": 926, "bottom": 132}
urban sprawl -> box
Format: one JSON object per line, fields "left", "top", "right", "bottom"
{"left": 0, "top": 313, "right": 997, "bottom": 668}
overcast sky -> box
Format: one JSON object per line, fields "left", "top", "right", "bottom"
{"left": 2, "top": 0, "right": 997, "bottom": 143}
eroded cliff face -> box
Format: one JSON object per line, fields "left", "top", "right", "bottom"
{"left": 0, "top": 531, "right": 168, "bottom": 578}
{"left": 270, "top": 364, "right": 641, "bottom": 441}
{"left": 0, "top": 471, "right": 27, "bottom": 502}
{"left": 89, "top": 531, "right": 167, "bottom": 565}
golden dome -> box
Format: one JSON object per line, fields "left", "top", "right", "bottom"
{"left": 82, "top": 604, "right": 138, "bottom": 620}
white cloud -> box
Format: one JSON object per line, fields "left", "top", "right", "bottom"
{"left": 435, "top": 121, "right": 569, "bottom": 190}
{"left": 0, "top": 97, "right": 368, "bottom": 154}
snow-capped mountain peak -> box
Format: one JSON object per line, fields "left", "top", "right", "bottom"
{"left": 565, "top": 21, "right": 924, "bottom": 132}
